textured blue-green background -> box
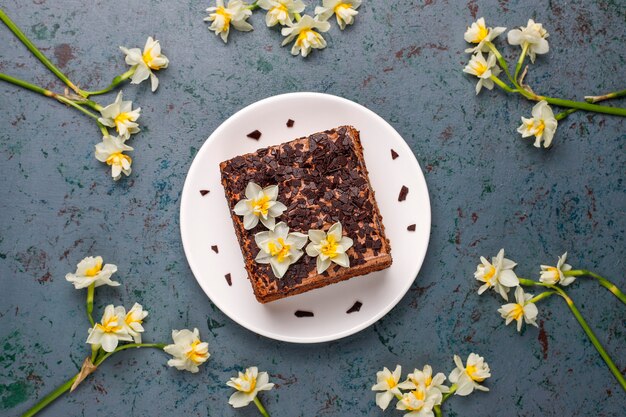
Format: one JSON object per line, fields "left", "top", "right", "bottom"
{"left": 1, "top": 0, "right": 624, "bottom": 416}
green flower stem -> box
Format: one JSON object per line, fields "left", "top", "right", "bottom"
{"left": 79, "top": 67, "right": 136, "bottom": 98}
{"left": 294, "top": 13, "right": 302, "bottom": 22}
{"left": 434, "top": 405, "right": 443, "bottom": 417}
{"left": 528, "top": 291, "right": 556, "bottom": 303}
{"left": 86, "top": 283, "right": 95, "bottom": 327}
{"left": 490, "top": 75, "right": 516, "bottom": 93}
{"left": 0, "top": 9, "right": 80, "bottom": 94}
{"left": 585, "top": 89, "right": 626, "bottom": 103}
{"left": 94, "top": 343, "right": 166, "bottom": 366}
{"left": 517, "top": 88, "right": 626, "bottom": 117}
{"left": 20, "top": 374, "right": 78, "bottom": 417}
{"left": 486, "top": 42, "right": 515, "bottom": 85}
{"left": 253, "top": 396, "right": 271, "bottom": 417}
{"left": 519, "top": 278, "right": 626, "bottom": 391}
{"left": 514, "top": 43, "right": 529, "bottom": 82}
{"left": 247, "top": 1, "right": 260, "bottom": 11}
{"left": 555, "top": 108, "right": 577, "bottom": 121}
{"left": 434, "top": 384, "right": 457, "bottom": 417}
{"left": 564, "top": 270, "right": 626, "bottom": 306}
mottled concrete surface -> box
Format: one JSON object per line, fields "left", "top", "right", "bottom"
{"left": 1, "top": 0, "right": 625, "bottom": 416}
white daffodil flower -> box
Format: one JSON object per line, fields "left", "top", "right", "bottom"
{"left": 448, "top": 353, "right": 491, "bottom": 396}
{"left": 281, "top": 15, "right": 331, "bottom": 57}
{"left": 517, "top": 100, "right": 558, "bottom": 148}
{"left": 463, "top": 52, "right": 501, "bottom": 95}
{"left": 120, "top": 36, "right": 169, "bottom": 92}
{"left": 507, "top": 19, "right": 549, "bottom": 63}
{"left": 463, "top": 17, "right": 506, "bottom": 53}
{"left": 258, "top": 0, "right": 305, "bottom": 27}
{"left": 498, "top": 286, "right": 539, "bottom": 332}
{"left": 97, "top": 92, "right": 141, "bottom": 140}
{"left": 403, "top": 365, "right": 450, "bottom": 404}
{"left": 95, "top": 135, "right": 133, "bottom": 181}
{"left": 227, "top": 367, "right": 275, "bottom": 408}
{"left": 255, "top": 222, "right": 307, "bottom": 278}
{"left": 65, "top": 256, "right": 119, "bottom": 289}
{"left": 205, "top": 0, "right": 253, "bottom": 43}
{"left": 233, "top": 182, "right": 287, "bottom": 230}
{"left": 86, "top": 305, "right": 133, "bottom": 352}
{"left": 475, "top": 248, "right": 519, "bottom": 300}
{"left": 540, "top": 252, "right": 574, "bottom": 286}
{"left": 122, "top": 303, "right": 148, "bottom": 343}
{"left": 164, "top": 328, "right": 210, "bottom": 373}
{"left": 315, "top": 0, "right": 361, "bottom": 30}
{"left": 371, "top": 365, "right": 403, "bottom": 411}
{"left": 306, "top": 222, "right": 354, "bottom": 274}
{"left": 396, "top": 385, "right": 436, "bottom": 417}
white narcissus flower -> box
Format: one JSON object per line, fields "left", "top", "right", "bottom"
{"left": 233, "top": 182, "right": 287, "bottom": 230}
{"left": 255, "top": 222, "right": 307, "bottom": 278}
{"left": 497, "top": 286, "right": 539, "bottom": 332}
{"left": 86, "top": 305, "right": 133, "bottom": 352}
{"left": 448, "top": 353, "right": 491, "bottom": 396}
{"left": 97, "top": 91, "right": 141, "bottom": 140}
{"left": 258, "top": 0, "right": 305, "bottom": 27}
{"left": 122, "top": 303, "right": 148, "bottom": 343}
{"left": 463, "top": 17, "right": 506, "bottom": 53}
{"left": 226, "top": 367, "right": 275, "bottom": 408}
{"left": 517, "top": 100, "right": 558, "bottom": 148}
{"left": 204, "top": 0, "right": 253, "bottom": 43}
{"left": 540, "top": 252, "right": 574, "bottom": 285}
{"left": 403, "top": 365, "right": 450, "bottom": 404}
{"left": 305, "top": 222, "right": 354, "bottom": 274}
{"left": 120, "top": 36, "right": 169, "bottom": 92}
{"left": 281, "top": 15, "right": 331, "bottom": 57}
{"left": 475, "top": 248, "right": 519, "bottom": 300}
{"left": 507, "top": 19, "right": 549, "bottom": 63}
{"left": 164, "top": 328, "right": 210, "bottom": 373}
{"left": 315, "top": 0, "right": 361, "bottom": 30}
{"left": 371, "top": 365, "right": 403, "bottom": 411}
{"left": 94, "top": 135, "right": 133, "bottom": 181}
{"left": 396, "top": 385, "right": 436, "bottom": 417}
{"left": 463, "top": 52, "right": 501, "bottom": 95}
{"left": 65, "top": 256, "right": 119, "bottom": 289}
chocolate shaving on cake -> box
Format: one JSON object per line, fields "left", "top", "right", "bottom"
{"left": 246, "top": 130, "right": 262, "bottom": 140}
{"left": 391, "top": 149, "right": 399, "bottom": 160}
{"left": 224, "top": 273, "right": 232, "bottom": 286}
{"left": 294, "top": 310, "right": 314, "bottom": 317}
{"left": 346, "top": 301, "right": 363, "bottom": 314}
{"left": 199, "top": 190, "right": 210, "bottom": 196}
{"left": 211, "top": 245, "right": 219, "bottom": 253}
{"left": 407, "top": 224, "right": 416, "bottom": 231}
{"left": 398, "top": 185, "right": 409, "bottom": 201}
{"left": 287, "top": 119, "right": 295, "bottom": 127}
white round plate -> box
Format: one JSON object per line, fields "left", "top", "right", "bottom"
{"left": 180, "top": 92, "right": 430, "bottom": 343}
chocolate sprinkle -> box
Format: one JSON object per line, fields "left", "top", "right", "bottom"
{"left": 407, "top": 224, "right": 416, "bottom": 232}
{"left": 346, "top": 301, "right": 363, "bottom": 314}
{"left": 294, "top": 310, "right": 314, "bottom": 317}
{"left": 391, "top": 149, "right": 399, "bottom": 160}
{"left": 199, "top": 190, "right": 210, "bottom": 196}
{"left": 398, "top": 185, "right": 409, "bottom": 201}
{"left": 247, "top": 130, "right": 262, "bottom": 140}
{"left": 224, "top": 273, "right": 232, "bottom": 286}
{"left": 287, "top": 119, "right": 295, "bottom": 127}
{"left": 211, "top": 245, "right": 219, "bottom": 253}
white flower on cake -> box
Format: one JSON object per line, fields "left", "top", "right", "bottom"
{"left": 95, "top": 135, "right": 133, "bottom": 181}
{"left": 315, "top": 0, "right": 361, "bottom": 30}
{"left": 97, "top": 91, "right": 141, "bottom": 140}
{"left": 164, "top": 328, "right": 210, "bottom": 373}
{"left": 122, "top": 303, "right": 148, "bottom": 343}
{"left": 234, "top": 182, "right": 287, "bottom": 230}
{"left": 226, "top": 366, "right": 275, "bottom": 408}
{"left": 281, "top": 15, "right": 331, "bottom": 57}
{"left": 497, "top": 286, "right": 539, "bottom": 332}
{"left": 463, "top": 17, "right": 506, "bottom": 53}
{"left": 371, "top": 365, "right": 403, "bottom": 410}
{"left": 540, "top": 252, "right": 574, "bottom": 286}
{"left": 517, "top": 100, "right": 558, "bottom": 148}
{"left": 255, "top": 222, "right": 307, "bottom": 278}
{"left": 448, "top": 353, "right": 491, "bottom": 396}
{"left": 396, "top": 385, "right": 437, "bottom": 417}
{"left": 475, "top": 248, "right": 519, "bottom": 300}
{"left": 65, "top": 256, "right": 119, "bottom": 289}
{"left": 306, "top": 222, "right": 354, "bottom": 274}
{"left": 120, "top": 36, "right": 169, "bottom": 92}
{"left": 205, "top": 0, "right": 253, "bottom": 43}
{"left": 463, "top": 52, "right": 500, "bottom": 95}
{"left": 507, "top": 19, "right": 549, "bottom": 63}
{"left": 403, "top": 365, "right": 450, "bottom": 403}
{"left": 86, "top": 305, "right": 133, "bottom": 352}
{"left": 258, "top": 0, "right": 305, "bottom": 27}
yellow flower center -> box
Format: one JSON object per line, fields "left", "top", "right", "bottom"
{"left": 534, "top": 120, "right": 545, "bottom": 136}
{"left": 412, "top": 388, "right": 425, "bottom": 401}
{"left": 546, "top": 266, "right": 559, "bottom": 279}
{"left": 106, "top": 152, "right": 132, "bottom": 167}
{"left": 85, "top": 259, "right": 103, "bottom": 277}
{"left": 96, "top": 314, "right": 122, "bottom": 333}
{"left": 186, "top": 340, "right": 208, "bottom": 365}
{"left": 272, "top": 4, "right": 288, "bottom": 14}
{"left": 268, "top": 238, "right": 291, "bottom": 262}
{"left": 142, "top": 47, "right": 161, "bottom": 70}
{"left": 251, "top": 195, "right": 271, "bottom": 217}
{"left": 473, "top": 61, "right": 488, "bottom": 76}
{"left": 125, "top": 313, "right": 142, "bottom": 326}
{"left": 483, "top": 265, "right": 496, "bottom": 284}
{"left": 466, "top": 365, "right": 486, "bottom": 382}
{"left": 511, "top": 304, "right": 524, "bottom": 320}
{"left": 114, "top": 112, "right": 133, "bottom": 127}
{"left": 236, "top": 374, "right": 257, "bottom": 393}
{"left": 385, "top": 376, "right": 397, "bottom": 389}
{"left": 425, "top": 375, "right": 432, "bottom": 386}
{"left": 475, "top": 24, "right": 489, "bottom": 42}
{"left": 296, "top": 28, "right": 315, "bottom": 47}
{"left": 320, "top": 235, "right": 339, "bottom": 258}
{"left": 335, "top": 3, "right": 351, "bottom": 14}
{"left": 215, "top": 7, "right": 232, "bottom": 28}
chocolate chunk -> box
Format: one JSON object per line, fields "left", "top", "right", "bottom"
{"left": 199, "top": 190, "right": 210, "bottom": 196}
{"left": 224, "top": 273, "right": 232, "bottom": 286}
{"left": 247, "top": 130, "right": 262, "bottom": 140}
{"left": 407, "top": 224, "right": 416, "bottom": 231}
{"left": 294, "top": 310, "right": 314, "bottom": 318}
{"left": 287, "top": 119, "right": 295, "bottom": 127}
{"left": 398, "top": 185, "right": 409, "bottom": 201}
{"left": 211, "top": 245, "right": 219, "bottom": 253}
{"left": 346, "top": 301, "right": 362, "bottom": 314}
{"left": 391, "top": 149, "right": 399, "bottom": 160}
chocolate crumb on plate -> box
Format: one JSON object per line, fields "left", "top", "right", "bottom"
{"left": 286, "top": 119, "right": 295, "bottom": 127}
{"left": 294, "top": 310, "right": 314, "bottom": 318}
{"left": 407, "top": 224, "right": 416, "bottom": 232}
{"left": 211, "top": 245, "right": 219, "bottom": 253}
{"left": 246, "top": 130, "right": 262, "bottom": 140}
{"left": 224, "top": 273, "right": 232, "bottom": 286}
{"left": 346, "top": 301, "right": 363, "bottom": 314}
{"left": 398, "top": 185, "right": 409, "bottom": 201}
{"left": 391, "top": 149, "right": 399, "bottom": 160}
{"left": 199, "top": 189, "right": 210, "bottom": 196}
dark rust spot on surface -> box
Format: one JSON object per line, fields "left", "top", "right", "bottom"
{"left": 54, "top": 43, "right": 76, "bottom": 68}
{"left": 538, "top": 320, "right": 548, "bottom": 359}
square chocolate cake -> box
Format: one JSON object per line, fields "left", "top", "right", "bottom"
{"left": 220, "top": 126, "right": 392, "bottom": 303}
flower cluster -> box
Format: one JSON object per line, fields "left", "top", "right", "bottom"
{"left": 372, "top": 353, "right": 491, "bottom": 416}
{"left": 234, "top": 181, "right": 354, "bottom": 278}
{"left": 204, "top": 0, "right": 361, "bottom": 57}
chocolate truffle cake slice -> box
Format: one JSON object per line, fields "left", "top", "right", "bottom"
{"left": 220, "top": 126, "right": 392, "bottom": 303}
